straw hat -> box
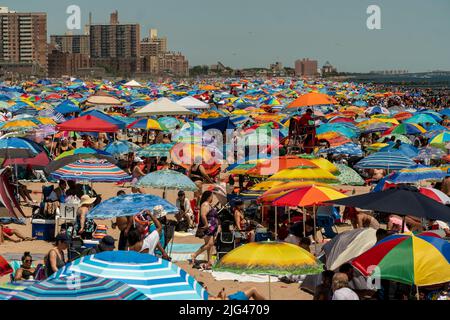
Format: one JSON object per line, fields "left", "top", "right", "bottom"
{"left": 80, "top": 195, "right": 96, "bottom": 206}
{"left": 153, "top": 205, "right": 167, "bottom": 219}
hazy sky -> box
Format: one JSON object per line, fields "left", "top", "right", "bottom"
{"left": 4, "top": 0, "right": 450, "bottom": 72}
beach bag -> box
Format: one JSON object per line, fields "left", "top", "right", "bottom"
{"left": 195, "top": 227, "right": 205, "bottom": 238}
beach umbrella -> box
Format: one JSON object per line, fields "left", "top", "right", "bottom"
{"left": 352, "top": 233, "right": 450, "bottom": 287}
{"left": 50, "top": 159, "right": 131, "bottom": 182}
{"left": 328, "top": 186, "right": 450, "bottom": 222}
{"left": 418, "top": 187, "right": 450, "bottom": 205}
{"left": 170, "top": 143, "right": 223, "bottom": 167}
{"left": 127, "top": 118, "right": 162, "bottom": 130}
{"left": 45, "top": 148, "right": 116, "bottom": 174}
{"left": 334, "top": 163, "right": 365, "bottom": 186}
{"left": 8, "top": 275, "right": 149, "bottom": 300}
{"left": 87, "top": 194, "right": 178, "bottom": 219}
{"left": 53, "top": 251, "right": 208, "bottom": 300}
{"left": 379, "top": 143, "right": 418, "bottom": 158}
{"left": 0, "top": 119, "right": 38, "bottom": 132}
{"left": 157, "top": 117, "right": 181, "bottom": 131}
{"left": 391, "top": 123, "right": 426, "bottom": 135}
{"left": 56, "top": 115, "right": 118, "bottom": 133}
{"left": 245, "top": 156, "right": 318, "bottom": 177}
{"left": 404, "top": 113, "right": 438, "bottom": 125}
{"left": 268, "top": 167, "right": 338, "bottom": 183}
{"left": 308, "top": 157, "right": 339, "bottom": 173}
{"left": 104, "top": 140, "right": 141, "bottom": 155}
{"left": 0, "top": 255, "right": 13, "bottom": 277}
{"left": 320, "top": 143, "right": 363, "bottom": 157}
{"left": 272, "top": 185, "right": 347, "bottom": 207}
{"left": 322, "top": 228, "right": 377, "bottom": 271}
{"left": 365, "top": 106, "right": 390, "bottom": 115}
{"left": 317, "top": 123, "right": 359, "bottom": 139}
{"left": 136, "top": 143, "right": 174, "bottom": 158}
{"left": 362, "top": 122, "right": 392, "bottom": 133}
{"left": 354, "top": 151, "right": 416, "bottom": 170}
{"left": 389, "top": 164, "right": 445, "bottom": 183}
{"left": 378, "top": 134, "right": 412, "bottom": 145}
{"left": 429, "top": 132, "right": 450, "bottom": 149}
{"left": 287, "top": 92, "right": 337, "bottom": 108}
{"left": 137, "top": 169, "right": 198, "bottom": 191}
{"left": 415, "top": 147, "right": 446, "bottom": 161}
{"left": 214, "top": 241, "right": 322, "bottom": 282}
{"left": 0, "top": 137, "right": 39, "bottom": 158}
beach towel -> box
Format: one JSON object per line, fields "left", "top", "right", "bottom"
{"left": 0, "top": 255, "right": 13, "bottom": 277}
{"left": 210, "top": 271, "right": 279, "bottom": 283}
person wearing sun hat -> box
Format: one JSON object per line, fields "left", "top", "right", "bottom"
{"left": 76, "top": 195, "right": 97, "bottom": 240}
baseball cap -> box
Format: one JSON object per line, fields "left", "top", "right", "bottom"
{"left": 99, "top": 235, "right": 115, "bottom": 251}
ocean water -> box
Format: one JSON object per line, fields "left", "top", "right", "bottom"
{"left": 350, "top": 73, "right": 450, "bottom": 88}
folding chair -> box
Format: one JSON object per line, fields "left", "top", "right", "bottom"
{"left": 215, "top": 232, "right": 236, "bottom": 261}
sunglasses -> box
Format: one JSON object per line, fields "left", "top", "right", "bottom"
{"left": 24, "top": 259, "right": 33, "bottom": 263}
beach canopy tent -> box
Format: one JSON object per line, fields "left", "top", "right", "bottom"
{"left": 197, "top": 117, "right": 236, "bottom": 132}
{"left": 328, "top": 186, "right": 450, "bottom": 222}
{"left": 176, "top": 96, "right": 210, "bottom": 109}
{"left": 133, "top": 98, "right": 194, "bottom": 116}
{"left": 80, "top": 110, "right": 126, "bottom": 130}
{"left": 86, "top": 92, "right": 122, "bottom": 106}
{"left": 55, "top": 115, "right": 119, "bottom": 133}
{"left": 123, "top": 80, "right": 143, "bottom": 88}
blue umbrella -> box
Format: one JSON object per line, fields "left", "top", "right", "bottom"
{"left": 104, "top": 140, "right": 141, "bottom": 155}
{"left": 404, "top": 113, "right": 438, "bottom": 125}
{"left": 9, "top": 275, "right": 148, "bottom": 300}
{"left": 379, "top": 143, "right": 419, "bottom": 158}
{"left": 0, "top": 281, "right": 35, "bottom": 300}
{"left": 355, "top": 151, "right": 416, "bottom": 170}
{"left": 87, "top": 194, "right": 178, "bottom": 219}
{"left": 320, "top": 143, "right": 363, "bottom": 157}
{"left": 0, "top": 137, "right": 39, "bottom": 158}
{"left": 137, "top": 169, "right": 198, "bottom": 191}
{"left": 53, "top": 251, "right": 208, "bottom": 300}
{"left": 389, "top": 164, "right": 445, "bottom": 183}
{"left": 54, "top": 100, "right": 81, "bottom": 114}
{"left": 415, "top": 147, "right": 446, "bottom": 160}
{"left": 136, "top": 143, "right": 174, "bottom": 157}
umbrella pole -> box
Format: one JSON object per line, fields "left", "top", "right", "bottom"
{"left": 303, "top": 207, "right": 306, "bottom": 238}
{"left": 268, "top": 274, "right": 272, "bottom": 300}
{"left": 274, "top": 206, "right": 277, "bottom": 240}
{"left": 416, "top": 285, "right": 420, "bottom": 300}
{"left": 288, "top": 206, "right": 290, "bottom": 223}
{"left": 313, "top": 205, "right": 317, "bottom": 254}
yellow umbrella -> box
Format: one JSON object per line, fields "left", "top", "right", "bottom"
{"left": 1, "top": 120, "right": 38, "bottom": 131}
{"left": 268, "top": 167, "right": 338, "bottom": 182}
{"left": 36, "top": 117, "right": 56, "bottom": 125}
{"left": 309, "top": 158, "right": 338, "bottom": 173}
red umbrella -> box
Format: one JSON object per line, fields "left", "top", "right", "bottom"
{"left": 0, "top": 254, "right": 13, "bottom": 277}
{"left": 3, "top": 151, "right": 50, "bottom": 168}
{"left": 56, "top": 115, "right": 118, "bottom": 133}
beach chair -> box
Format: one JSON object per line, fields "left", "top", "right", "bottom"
{"left": 164, "top": 223, "right": 176, "bottom": 258}
{"left": 215, "top": 232, "right": 235, "bottom": 261}
{"left": 316, "top": 215, "right": 338, "bottom": 239}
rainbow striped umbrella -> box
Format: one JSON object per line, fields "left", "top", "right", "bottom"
{"left": 127, "top": 118, "right": 162, "bottom": 130}
{"left": 50, "top": 159, "right": 131, "bottom": 182}
{"left": 272, "top": 185, "right": 347, "bottom": 207}
{"left": 9, "top": 275, "right": 148, "bottom": 300}
{"left": 352, "top": 233, "right": 450, "bottom": 286}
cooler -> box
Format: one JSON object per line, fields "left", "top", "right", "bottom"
{"left": 82, "top": 240, "right": 99, "bottom": 249}
{"left": 32, "top": 219, "right": 56, "bottom": 241}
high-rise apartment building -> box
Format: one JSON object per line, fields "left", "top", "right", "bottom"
{"left": 141, "top": 29, "right": 167, "bottom": 56}
{"left": 0, "top": 7, "right": 47, "bottom": 76}
{"left": 89, "top": 11, "right": 140, "bottom": 75}
{"left": 295, "top": 58, "right": 318, "bottom": 77}
{"left": 50, "top": 34, "right": 90, "bottom": 55}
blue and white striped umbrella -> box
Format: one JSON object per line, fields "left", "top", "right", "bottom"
{"left": 137, "top": 169, "right": 198, "bottom": 191}
{"left": 415, "top": 147, "right": 446, "bottom": 160}
{"left": 389, "top": 164, "right": 445, "bottom": 183}
{"left": 87, "top": 194, "right": 178, "bottom": 219}
{"left": 355, "top": 151, "right": 416, "bottom": 170}
{"left": 9, "top": 275, "right": 148, "bottom": 300}
{"left": 53, "top": 251, "right": 208, "bottom": 300}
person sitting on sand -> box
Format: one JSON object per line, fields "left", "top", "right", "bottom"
{"left": 332, "top": 273, "right": 359, "bottom": 300}
{"left": 0, "top": 224, "right": 36, "bottom": 243}
{"left": 44, "top": 233, "right": 68, "bottom": 278}
{"left": 14, "top": 252, "right": 36, "bottom": 281}
{"left": 314, "top": 270, "right": 335, "bottom": 300}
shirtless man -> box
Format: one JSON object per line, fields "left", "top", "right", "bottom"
{"left": 343, "top": 207, "right": 380, "bottom": 229}
{"left": 111, "top": 190, "right": 133, "bottom": 250}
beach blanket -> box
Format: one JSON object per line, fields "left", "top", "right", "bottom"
{"left": 209, "top": 271, "right": 280, "bottom": 283}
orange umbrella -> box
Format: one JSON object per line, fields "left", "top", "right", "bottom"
{"left": 272, "top": 185, "right": 347, "bottom": 207}
{"left": 246, "top": 156, "right": 318, "bottom": 177}
{"left": 394, "top": 112, "right": 413, "bottom": 121}
{"left": 199, "top": 85, "right": 218, "bottom": 91}
{"left": 287, "top": 92, "right": 337, "bottom": 108}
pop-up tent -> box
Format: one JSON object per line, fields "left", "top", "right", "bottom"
{"left": 176, "top": 96, "right": 210, "bottom": 109}
{"left": 56, "top": 115, "right": 119, "bottom": 133}
{"left": 198, "top": 117, "right": 236, "bottom": 132}
{"left": 134, "top": 98, "right": 194, "bottom": 116}
{"left": 80, "top": 110, "right": 126, "bottom": 130}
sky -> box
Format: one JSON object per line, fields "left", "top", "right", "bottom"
{"left": 3, "top": 0, "right": 450, "bottom": 72}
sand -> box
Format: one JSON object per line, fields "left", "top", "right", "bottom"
{"left": 0, "top": 181, "right": 370, "bottom": 299}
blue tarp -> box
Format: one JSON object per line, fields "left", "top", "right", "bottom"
{"left": 197, "top": 117, "right": 236, "bottom": 132}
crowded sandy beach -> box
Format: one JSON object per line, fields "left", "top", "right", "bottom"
{"left": 0, "top": 75, "right": 448, "bottom": 302}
